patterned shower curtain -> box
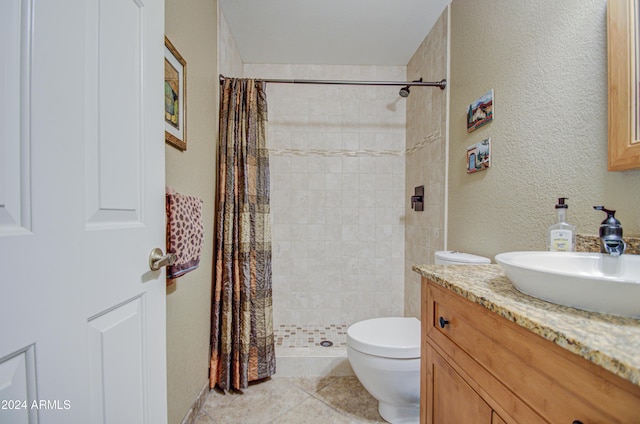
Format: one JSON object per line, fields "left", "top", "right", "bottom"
{"left": 210, "top": 78, "right": 275, "bottom": 391}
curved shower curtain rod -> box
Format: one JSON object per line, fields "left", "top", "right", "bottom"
{"left": 218, "top": 74, "right": 447, "bottom": 90}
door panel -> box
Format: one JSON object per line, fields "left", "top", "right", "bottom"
{"left": 85, "top": 0, "right": 144, "bottom": 226}
{"left": 88, "top": 297, "right": 146, "bottom": 424}
{"left": 0, "top": 0, "right": 31, "bottom": 235}
{"left": 0, "top": 346, "right": 38, "bottom": 424}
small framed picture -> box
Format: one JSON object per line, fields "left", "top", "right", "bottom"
{"left": 467, "top": 138, "right": 491, "bottom": 173}
{"left": 164, "top": 36, "right": 187, "bottom": 151}
{"left": 467, "top": 89, "right": 493, "bottom": 133}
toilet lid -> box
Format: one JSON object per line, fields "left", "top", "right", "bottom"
{"left": 435, "top": 251, "right": 491, "bottom": 264}
{"left": 347, "top": 317, "right": 420, "bottom": 359}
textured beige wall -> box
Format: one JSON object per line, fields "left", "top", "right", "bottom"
{"left": 448, "top": 0, "right": 640, "bottom": 261}
{"left": 165, "top": 0, "right": 217, "bottom": 422}
{"left": 404, "top": 11, "right": 449, "bottom": 318}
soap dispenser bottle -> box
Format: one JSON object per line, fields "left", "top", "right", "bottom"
{"left": 547, "top": 197, "right": 576, "bottom": 252}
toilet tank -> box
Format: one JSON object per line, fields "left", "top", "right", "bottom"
{"left": 434, "top": 251, "right": 491, "bottom": 265}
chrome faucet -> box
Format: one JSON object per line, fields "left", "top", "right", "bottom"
{"left": 593, "top": 206, "right": 626, "bottom": 256}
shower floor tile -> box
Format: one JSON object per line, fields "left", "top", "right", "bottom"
{"left": 274, "top": 324, "right": 354, "bottom": 376}
{"left": 275, "top": 324, "right": 347, "bottom": 351}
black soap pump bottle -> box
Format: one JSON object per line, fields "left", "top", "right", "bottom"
{"left": 547, "top": 197, "right": 577, "bottom": 252}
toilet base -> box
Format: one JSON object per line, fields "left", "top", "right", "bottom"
{"left": 378, "top": 401, "right": 419, "bottom": 424}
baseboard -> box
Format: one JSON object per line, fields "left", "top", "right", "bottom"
{"left": 180, "top": 381, "right": 210, "bottom": 424}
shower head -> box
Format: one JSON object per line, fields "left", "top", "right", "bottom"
{"left": 399, "top": 78, "right": 423, "bottom": 98}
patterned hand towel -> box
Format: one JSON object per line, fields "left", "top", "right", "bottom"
{"left": 166, "top": 187, "right": 204, "bottom": 279}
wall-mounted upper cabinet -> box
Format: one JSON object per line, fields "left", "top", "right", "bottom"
{"left": 608, "top": 0, "right": 640, "bottom": 171}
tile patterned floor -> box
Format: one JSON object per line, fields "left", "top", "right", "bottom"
{"left": 195, "top": 376, "right": 386, "bottom": 423}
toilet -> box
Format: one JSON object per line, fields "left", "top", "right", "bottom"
{"left": 347, "top": 251, "right": 490, "bottom": 424}
{"left": 434, "top": 250, "right": 491, "bottom": 265}
{"left": 347, "top": 317, "right": 420, "bottom": 424}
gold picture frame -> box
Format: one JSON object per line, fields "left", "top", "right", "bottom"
{"left": 164, "top": 36, "right": 187, "bottom": 151}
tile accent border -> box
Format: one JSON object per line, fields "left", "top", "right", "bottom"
{"left": 269, "top": 147, "right": 404, "bottom": 157}
{"left": 406, "top": 130, "right": 442, "bottom": 156}
{"left": 269, "top": 130, "right": 441, "bottom": 157}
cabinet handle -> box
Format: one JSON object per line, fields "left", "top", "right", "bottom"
{"left": 438, "top": 317, "right": 449, "bottom": 328}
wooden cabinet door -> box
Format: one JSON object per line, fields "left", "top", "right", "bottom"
{"left": 425, "top": 343, "right": 492, "bottom": 424}
{"left": 492, "top": 411, "right": 508, "bottom": 424}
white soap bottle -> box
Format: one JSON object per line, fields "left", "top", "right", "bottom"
{"left": 547, "top": 197, "right": 577, "bottom": 252}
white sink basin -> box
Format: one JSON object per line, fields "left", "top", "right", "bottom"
{"left": 495, "top": 251, "right": 640, "bottom": 318}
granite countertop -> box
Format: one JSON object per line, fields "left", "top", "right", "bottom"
{"left": 412, "top": 264, "right": 640, "bottom": 388}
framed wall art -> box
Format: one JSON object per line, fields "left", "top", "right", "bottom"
{"left": 466, "top": 138, "right": 491, "bottom": 173}
{"left": 164, "top": 36, "right": 187, "bottom": 150}
{"left": 467, "top": 89, "right": 493, "bottom": 133}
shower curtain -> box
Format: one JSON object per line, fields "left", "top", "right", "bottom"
{"left": 210, "top": 78, "right": 275, "bottom": 391}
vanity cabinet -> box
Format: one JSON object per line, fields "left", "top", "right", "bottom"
{"left": 421, "top": 278, "right": 640, "bottom": 424}
{"left": 426, "top": 344, "right": 493, "bottom": 423}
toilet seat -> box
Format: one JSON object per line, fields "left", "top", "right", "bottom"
{"left": 347, "top": 317, "right": 420, "bottom": 359}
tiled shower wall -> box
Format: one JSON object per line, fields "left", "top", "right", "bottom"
{"left": 404, "top": 10, "right": 449, "bottom": 318}
{"left": 244, "top": 64, "right": 406, "bottom": 326}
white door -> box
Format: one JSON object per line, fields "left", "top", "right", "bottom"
{"left": 0, "top": 0, "right": 167, "bottom": 423}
